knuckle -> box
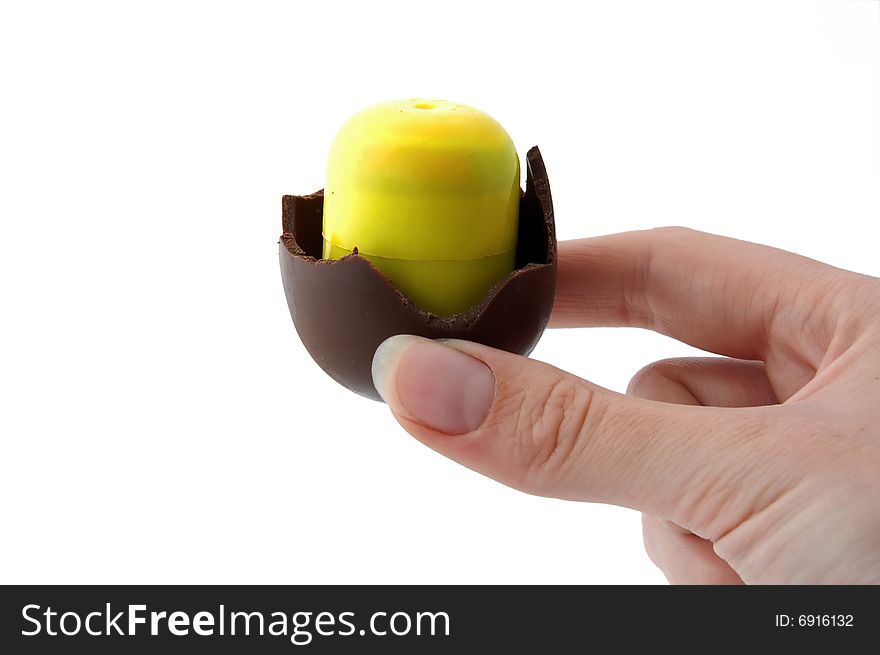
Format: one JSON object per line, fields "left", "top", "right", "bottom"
{"left": 506, "top": 375, "right": 600, "bottom": 493}
{"left": 650, "top": 225, "right": 698, "bottom": 239}
{"left": 627, "top": 358, "right": 687, "bottom": 395}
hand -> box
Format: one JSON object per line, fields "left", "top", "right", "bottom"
{"left": 370, "top": 227, "right": 880, "bottom": 584}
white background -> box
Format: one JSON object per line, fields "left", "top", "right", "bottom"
{"left": 1, "top": 0, "right": 878, "bottom": 584}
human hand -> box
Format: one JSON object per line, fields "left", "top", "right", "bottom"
{"left": 370, "top": 228, "right": 880, "bottom": 584}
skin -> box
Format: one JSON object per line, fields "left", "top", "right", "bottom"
{"left": 376, "top": 228, "right": 880, "bottom": 584}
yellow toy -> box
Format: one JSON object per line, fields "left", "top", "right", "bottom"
{"left": 322, "top": 98, "right": 520, "bottom": 317}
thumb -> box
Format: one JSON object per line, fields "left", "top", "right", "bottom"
{"left": 372, "top": 335, "right": 782, "bottom": 535}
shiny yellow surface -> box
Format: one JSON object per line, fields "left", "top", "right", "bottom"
{"left": 325, "top": 243, "right": 515, "bottom": 317}
{"left": 322, "top": 98, "right": 520, "bottom": 316}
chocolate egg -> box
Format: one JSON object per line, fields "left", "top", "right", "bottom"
{"left": 279, "top": 146, "right": 557, "bottom": 401}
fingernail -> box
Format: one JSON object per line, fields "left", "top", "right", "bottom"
{"left": 371, "top": 335, "right": 495, "bottom": 435}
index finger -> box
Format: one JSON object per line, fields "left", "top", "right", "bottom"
{"left": 549, "top": 227, "right": 837, "bottom": 362}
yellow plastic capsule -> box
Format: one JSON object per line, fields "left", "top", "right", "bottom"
{"left": 322, "top": 98, "right": 520, "bottom": 317}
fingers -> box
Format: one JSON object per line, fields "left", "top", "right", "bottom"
{"left": 642, "top": 515, "right": 743, "bottom": 585}
{"left": 372, "top": 336, "right": 784, "bottom": 532}
{"left": 549, "top": 228, "right": 835, "bottom": 363}
{"left": 629, "top": 357, "right": 770, "bottom": 584}
{"left": 627, "top": 357, "right": 778, "bottom": 407}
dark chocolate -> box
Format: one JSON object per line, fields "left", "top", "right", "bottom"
{"left": 279, "top": 146, "right": 557, "bottom": 401}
